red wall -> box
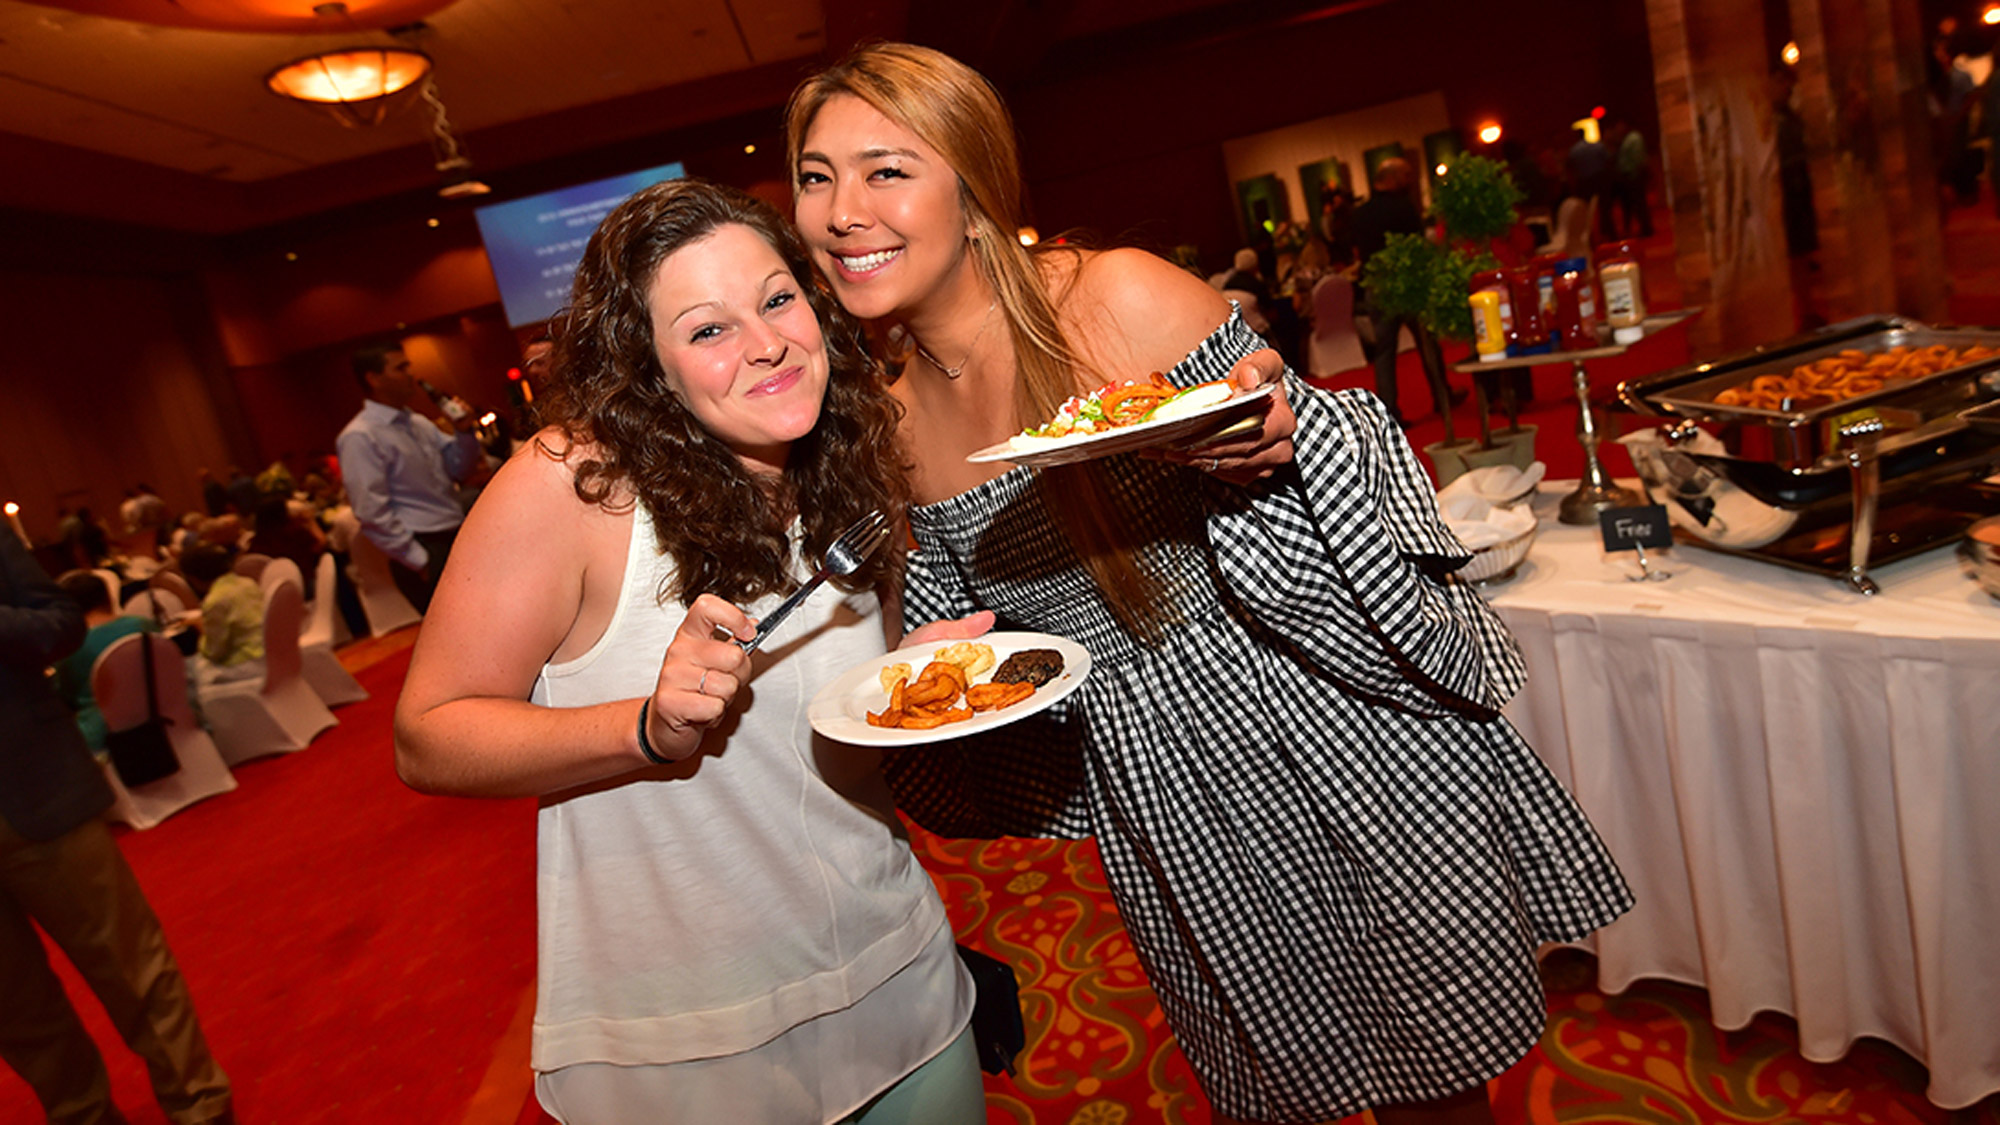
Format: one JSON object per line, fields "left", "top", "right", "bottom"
{"left": 1010, "top": 0, "right": 1658, "bottom": 269}
{"left": 2, "top": 0, "right": 1664, "bottom": 542}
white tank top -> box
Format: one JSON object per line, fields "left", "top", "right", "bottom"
{"left": 528, "top": 506, "right": 964, "bottom": 1094}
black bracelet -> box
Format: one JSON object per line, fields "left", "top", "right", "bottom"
{"left": 636, "top": 699, "right": 669, "bottom": 765}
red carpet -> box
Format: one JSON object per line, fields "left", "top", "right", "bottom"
{"left": 8, "top": 635, "right": 1996, "bottom": 1125}
{"left": 3, "top": 646, "right": 541, "bottom": 1125}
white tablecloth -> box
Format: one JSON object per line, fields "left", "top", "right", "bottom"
{"left": 1485, "top": 485, "right": 2000, "bottom": 1109}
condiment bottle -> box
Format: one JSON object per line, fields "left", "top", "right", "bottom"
{"left": 1531, "top": 254, "right": 1563, "bottom": 341}
{"left": 1556, "top": 258, "right": 1599, "bottom": 348}
{"left": 1598, "top": 241, "right": 1648, "bottom": 345}
{"left": 1470, "top": 290, "right": 1507, "bottom": 362}
{"left": 1505, "top": 264, "right": 1552, "bottom": 356}
{"left": 1469, "top": 268, "right": 1513, "bottom": 342}
{"left": 1551, "top": 270, "right": 1593, "bottom": 351}
{"left": 1559, "top": 256, "right": 1598, "bottom": 325}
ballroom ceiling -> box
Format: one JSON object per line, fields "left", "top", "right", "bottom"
{"left": 0, "top": 0, "right": 1274, "bottom": 237}
{"left": 1, "top": 0, "right": 826, "bottom": 183}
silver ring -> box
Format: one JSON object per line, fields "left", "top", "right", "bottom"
{"left": 697, "top": 670, "right": 711, "bottom": 696}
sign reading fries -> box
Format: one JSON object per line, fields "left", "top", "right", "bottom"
{"left": 865, "top": 644, "right": 1035, "bottom": 730}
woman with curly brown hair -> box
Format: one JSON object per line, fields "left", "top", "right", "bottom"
{"left": 394, "top": 179, "right": 985, "bottom": 1124}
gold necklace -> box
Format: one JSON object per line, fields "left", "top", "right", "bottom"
{"left": 912, "top": 301, "right": 997, "bottom": 379}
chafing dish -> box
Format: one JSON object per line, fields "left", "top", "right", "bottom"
{"left": 1615, "top": 316, "right": 2000, "bottom": 594}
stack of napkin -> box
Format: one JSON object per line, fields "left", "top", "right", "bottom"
{"left": 1436, "top": 463, "right": 1543, "bottom": 550}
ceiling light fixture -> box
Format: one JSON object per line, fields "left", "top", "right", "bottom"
{"left": 265, "top": 46, "right": 433, "bottom": 128}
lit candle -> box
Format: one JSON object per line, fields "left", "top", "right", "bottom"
{"left": 3, "top": 501, "right": 27, "bottom": 548}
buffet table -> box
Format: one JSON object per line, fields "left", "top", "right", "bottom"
{"left": 1485, "top": 484, "right": 2000, "bottom": 1109}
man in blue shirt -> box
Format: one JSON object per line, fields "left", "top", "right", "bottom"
{"left": 335, "top": 345, "right": 482, "bottom": 613}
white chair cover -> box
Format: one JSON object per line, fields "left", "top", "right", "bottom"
{"left": 1537, "top": 196, "right": 1598, "bottom": 261}
{"left": 233, "top": 552, "right": 272, "bottom": 581}
{"left": 336, "top": 510, "right": 422, "bottom": 638}
{"left": 200, "top": 577, "right": 337, "bottom": 765}
{"left": 1307, "top": 274, "right": 1369, "bottom": 377}
{"left": 305, "top": 551, "right": 353, "bottom": 648}
{"left": 259, "top": 556, "right": 304, "bottom": 598}
{"left": 92, "top": 568, "right": 123, "bottom": 609}
{"left": 122, "top": 588, "right": 186, "bottom": 620}
{"left": 266, "top": 555, "right": 368, "bottom": 708}
{"left": 94, "top": 633, "right": 238, "bottom": 830}
{"left": 151, "top": 569, "right": 199, "bottom": 612}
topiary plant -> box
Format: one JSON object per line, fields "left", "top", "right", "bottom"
{"left": 1431, "top": 153, "right": 1525, "bottom": 246}
{"left": 1360, "top": 232, "right": 1442, "bottom": 324}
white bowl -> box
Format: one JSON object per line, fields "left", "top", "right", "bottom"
{"left": 1459, "top": 524, "right": 1537, "bottom": 584}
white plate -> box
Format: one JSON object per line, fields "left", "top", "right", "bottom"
{"left": 808, "top": 631, "right": 1092, "bottom": 747}
{"left": 966, "top": 385, "right": 1275, "bottom": 467}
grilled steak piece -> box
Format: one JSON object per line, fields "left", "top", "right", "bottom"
{"left": 991, "top": 648, "right": 1064, "bottom": 687}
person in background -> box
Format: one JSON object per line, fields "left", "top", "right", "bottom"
{"left": 168, "top": 511, "right": 206, "bottom": 560}
{"left": 1565, "top": 122, "right": 1618, "bottom": 243}
{"left": 1, "top": 530, "right": 235, "bottom": 1125}
{"left": 222, "top": 467, "right": 260, "bottom": 518}
{"left": 395, "top": 179, "right": 983, "bottom": 1124}
{"left": 181, "top": 543, "right": 263, "bottom": 693}
{"left": 52, "top": 570, "right": 157, "bottom": 753}
{"left": 1608, "top": 117, "right": 1655, "bottom": 238}
{"left": 247, "top": 495, "right": 325, "bottom": 583}
{"left": 1318, "top": 185, "right": 1356, "bottom": 267}
{"left": 197, "top": 468, "right": 229, "bottom": 518}
{"left": 1218, "top": 246, "right": 1277, "bottom": 334}
{"left": 120, "top": 484, "right": 171, "bottom": 557}
{"left": 789, "top": 42, "right": 1630, "bottom": 1125}
{"left": 335, "top": 344, "right": 482, "bottom": 613}
{"left": 56, "top": 506, "right": 112, "bottom": 571}
{"left": 1350, "top": 156, "right": 1458, "bottom": 428}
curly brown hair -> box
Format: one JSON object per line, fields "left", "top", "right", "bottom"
{"left": 540, "top": 178, "right": 907, "bottom": 607}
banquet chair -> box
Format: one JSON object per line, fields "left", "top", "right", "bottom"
{"left": 200, "top": 575, "right": 337, "bottom": 765}
{"left": 264, "top": 557, "right": 368, "bottom": 707}
{"left": 92, "top": 568, "right": 124, "bottom": 610}
{"left": 307, "top": 550, "right": 353, "bottom": 647}
{"left": 121, "top": 588, "right": 186, "bottom": 620}
{"left": 1307, "top": 274, "right": 1369, "bottom": 378}
{"left": 93, "top": 632, "right": 238, "bottom": 830}
{"left": 233, "top": 552, "right": 272, "bottom": 582}
{"left": 151, "top": 568, "right": 199, "bottom": 611}
{"left": 344, "top": 526, "right": 423, "bottom": 638}
{"left": 1537, "top": 196, "right": 1597, "bottom": 260}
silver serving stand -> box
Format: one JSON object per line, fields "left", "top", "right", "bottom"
{"left": 1452, "top": 310, "right": 1700, "bottom": 525}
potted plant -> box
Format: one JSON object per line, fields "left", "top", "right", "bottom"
{"left": 1430, "top": 154, "right": 1537, "bottom": 475}
{"left": 1360, "top": 234, "right": 1472, "bottom": 466}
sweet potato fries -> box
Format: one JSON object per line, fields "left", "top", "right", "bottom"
{"left": 865, "top": 648, "right": 1037, "bottom": 730}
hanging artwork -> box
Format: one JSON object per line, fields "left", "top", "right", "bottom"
{"left": 1234, "top": 173, "right": 1289, "bottom": 243}
{"left": 1297, "top": 157, "right": 1350, "bottom": 226}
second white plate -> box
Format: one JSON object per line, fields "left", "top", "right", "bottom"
{"left": 966, "top": 385, "right": 1273, "bottom": 467}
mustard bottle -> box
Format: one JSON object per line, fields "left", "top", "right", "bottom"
{"left": 1470, "top": 289, "right": 1507, "bottom": 362}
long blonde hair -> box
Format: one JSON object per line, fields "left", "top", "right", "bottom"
{"left": 787, "top": 42, "right": 1173, "bottom": 642}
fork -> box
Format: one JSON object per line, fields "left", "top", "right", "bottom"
{"left": 738, "top": 509, "right": 892, "bottom": 654}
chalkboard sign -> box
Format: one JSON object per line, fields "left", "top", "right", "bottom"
{"left": 1598, "top": 505, "right": 1674, "bottom": 552}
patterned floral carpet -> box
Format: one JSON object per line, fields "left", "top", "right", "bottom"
{"left": 910, "top": 828, "right": 2000, "bottom": 1125}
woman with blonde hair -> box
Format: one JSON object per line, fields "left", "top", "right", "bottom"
{"left": 788, "top": 43, "right": 1631, "bottom": 1125}
{"left": 395, "top": 179, "right": 984, "bottom": 1124}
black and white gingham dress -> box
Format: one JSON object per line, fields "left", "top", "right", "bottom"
{"left": 889, "top": 312, "right": 1634, "bottom": 1123}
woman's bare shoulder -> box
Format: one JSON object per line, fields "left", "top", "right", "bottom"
{"left": 1063, "top": 248, "right": 1233, "bottom": 376}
